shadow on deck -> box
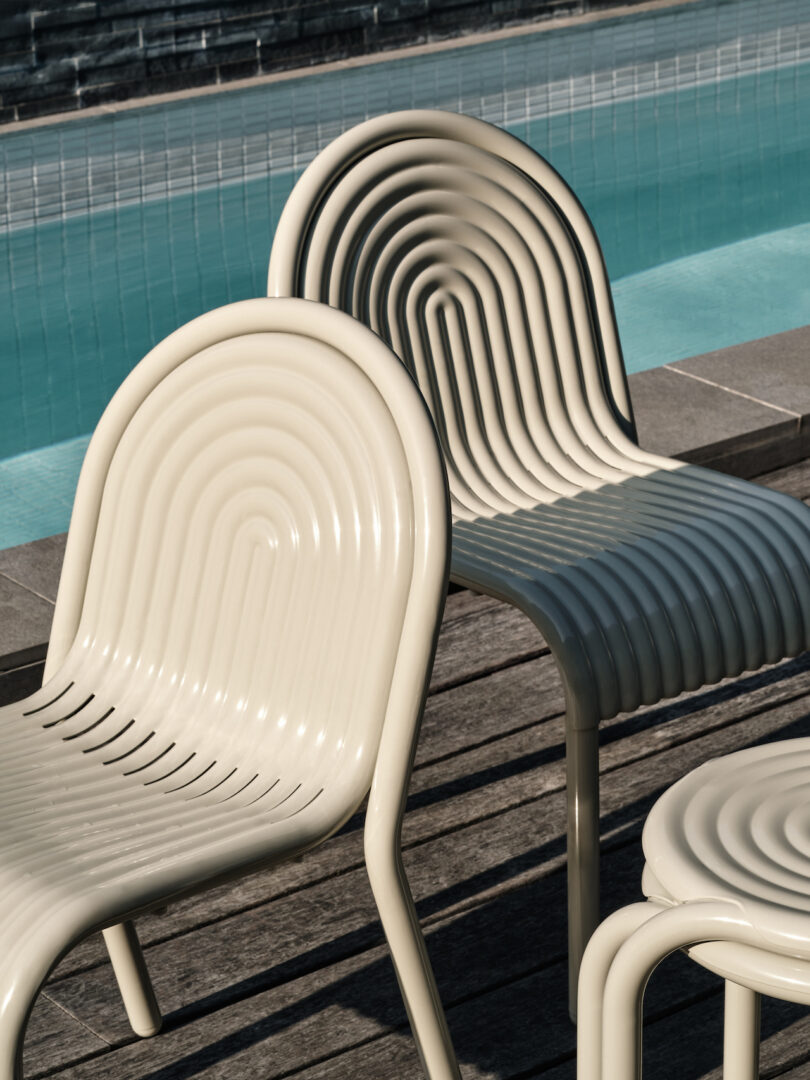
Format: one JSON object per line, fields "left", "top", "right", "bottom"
{"left": 6, "top": 455, "right": 810, "bottom": 1079}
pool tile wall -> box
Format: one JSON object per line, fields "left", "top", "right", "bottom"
{"left": 2, "top": 0, "right": 809, "bottom": 231}
{"left": 1, "top": 0, "right": 809, "bottom": 549}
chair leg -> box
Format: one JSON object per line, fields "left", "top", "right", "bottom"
{"left": 0, "top": 1007, "right": 26, "bottom": 1080}
{"left": 365, "top": 845, "right": 461, "bottom": 1080}
{"left": 0, "top": 927, "right": 67, "bottom": 1080}
{"left": 102, "top": 921, "right": 162, "bottom": 1037}
{"left": 723, "top": 981, "right": 760, "bottom": 1080}
{"left": 567, "top": 721, "right": 601, "bottom": 1019}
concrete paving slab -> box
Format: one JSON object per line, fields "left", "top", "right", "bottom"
{"left": 0, "top": 573, "right": 53, "bottom": 671}
{"left": 628, "top": 364, "right": 797, "bottom": 465}
{"left": 672, "top": 325, "right": 810, "bottom": 418}
{"left": 0, "top": 532, "right": 66, "bottom": 603}
{"left": 0, "top": 324, "right": 808, "bottom": 670}
{"left": 0, "top": 659, "right": 45, "bottom": 706}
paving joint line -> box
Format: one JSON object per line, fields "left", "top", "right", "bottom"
{"left": 663, "top": 365, "right": 802, "bottom": 418}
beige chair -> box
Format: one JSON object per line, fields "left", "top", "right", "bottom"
{"left": 267, "top": 108, "right": 810, "bottom": 1010}
{"left": 0, "top": 298, "right": 460, "bottom": 1080}
{"left": 578, "top": 738, "right": 810, "bottom": 1079}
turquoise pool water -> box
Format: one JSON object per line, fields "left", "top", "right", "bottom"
{"left": 2, "top": 23, "right": 809, "bottom": 547}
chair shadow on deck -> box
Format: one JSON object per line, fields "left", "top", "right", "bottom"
{"left": 75, "top": 694, "right": 810, "bottom": 1080}
{"left": 331, "top": 648, "right": 810, "bottom": 840}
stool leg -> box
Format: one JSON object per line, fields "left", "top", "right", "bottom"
{"left": 723, "top": 981, "right": 760, "bottom": 1080}
{"left": 577, "top": 903, "right": 659, "bottom": 1080}
{"left": 567, "top": 722, "right": 600, "bottom": 1019}
{"left": 602, "top": 902, "right": 759, "bottom": 1080}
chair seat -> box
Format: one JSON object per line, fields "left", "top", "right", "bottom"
{"left": 0, "top": 673, "right": 340, "bottom": 1053}
{"left": 453, "top": 466, "right": 810, "bottom": 721}
{"left": 640, "top": 869, "right": 810, "bottom": 1007}
{"left": 0, "top": 674, "right": 334, "bottom": 937}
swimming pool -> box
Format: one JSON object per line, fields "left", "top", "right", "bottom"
{"left": 2, "top": 0, "right": 809, "bottom": 547}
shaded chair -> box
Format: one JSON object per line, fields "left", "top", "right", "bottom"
{"left": 266, "top": 108, "right": 810, "bottom": 1010}
{"left": 1, "top": 297, "right": 460, "bottom": 1080}
{"left": 578, "top": 738, "right": 810, "bottom": 1079}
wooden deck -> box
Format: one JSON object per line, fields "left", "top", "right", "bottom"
{"left": 21, "top": 458, "right": 810, "bottom": 1079}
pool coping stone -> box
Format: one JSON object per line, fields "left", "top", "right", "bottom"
{"left": 2, "top": 322, "right": 808, "bottom": 674}
{"left": 673, "top": 325, "right": 810, "bottom": 419}
{"left": 631, "top": 324, "right": 810, "bottom": 475}
{"left": 0, "top": 573, "right": 58, "bottom": 673}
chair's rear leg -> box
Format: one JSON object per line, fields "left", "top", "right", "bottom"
{"left": 102, "top": 920, "right": 162, "bottom": 1037}
{"left": 566, "top": 722, "right": 600, "bottom": 1020}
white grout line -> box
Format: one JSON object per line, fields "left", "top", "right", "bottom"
{"left": 663, "top": 364, "right": 802, "bottom": 418}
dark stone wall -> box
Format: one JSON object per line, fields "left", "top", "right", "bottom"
{"left": 0, "top": 0, "right": 649, "bottom": 124}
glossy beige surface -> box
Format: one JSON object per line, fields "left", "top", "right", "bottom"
{"left": 267, "top": 109, "right": 810, "bottom": 1005}
{"left": 267, "top": 109, "right": 810, "bottom": 716}
{"left": 0, "top": 298, "right": 458, "bottom": 1078}
{"left": 579, "top": 741, "right": 810, "bottom": 1078}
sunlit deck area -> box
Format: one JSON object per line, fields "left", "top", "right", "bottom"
{"left": 4, "top": 447, "right": 809, "bottom": 1079}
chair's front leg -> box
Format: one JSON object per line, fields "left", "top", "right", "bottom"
{"left": 723, "top": 980, "right": 760, "bottom": 1080}
{"left": 364, "top": 836, "right": 461, "bottom": 1080}
{"left": 566, "top": 721, "right": 601, "bottom": 1019}
{"left": 102, "top": 921, "right": 162, "bottom": 1037}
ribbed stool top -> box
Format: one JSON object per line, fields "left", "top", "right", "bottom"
{"left": 643, "top": 738, "right": 810, "bottom": 953}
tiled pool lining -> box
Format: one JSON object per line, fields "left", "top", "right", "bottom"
{"left": 2, "top": 0, "right": 808, "bottom": 231}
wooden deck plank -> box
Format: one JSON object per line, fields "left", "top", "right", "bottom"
{"left": 428, "top": 593, "right": 545, "bottom": 693}
{"left": 32, "top": 594, "right": 549, "bottom": 981}
{"left": 46, "top": 644, "right": 810, "bottom": 986}
{"left": 34, "top": 842, "right": 719, "bottom": 1079}
{"left": 24, "top": 995, "right": 108, "bottom": 1080}
{"left": 43, "top": 643, "right": 810, "bottom": 1008}
{"left": 25, "top": 459, "right": 810, "bottom": 1079}
{"left": 42, "top": 675, "right": 810, "bottom": 1073}
{"left": 753, "top": 457, "right": 810, "bottom": 500}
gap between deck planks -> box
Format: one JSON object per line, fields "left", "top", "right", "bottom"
{"left": 33, "top": 650, "right": 810, "bottom": 1074}
{"left": 23, "top": 456, "right": 810, "bottom": 1078}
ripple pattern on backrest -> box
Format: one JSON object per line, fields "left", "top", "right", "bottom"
{"left": 269, "top": 111, "right": 672, "bottom": 522}
{"left": 60, "top": 327, "right": 417, "bottom": 796}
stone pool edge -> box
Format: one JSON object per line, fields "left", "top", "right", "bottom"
{"left": 632, "top": 324, "right": 810, "bottom": 476}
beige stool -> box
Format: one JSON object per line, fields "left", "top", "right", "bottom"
{"left": 578, "top": 738, "right": 810, "bottom": 1078}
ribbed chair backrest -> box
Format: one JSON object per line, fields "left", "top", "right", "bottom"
{"left": 268, "top": 109, "right": 675, "bottom": 523}
{"left": 44, "top": 298, "right": 449, "bottom": 812}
